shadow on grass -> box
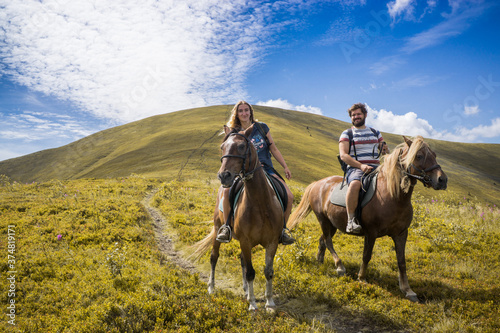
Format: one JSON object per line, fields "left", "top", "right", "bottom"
{"left": 340, "top": 260, "right": 500, "bottom": 305}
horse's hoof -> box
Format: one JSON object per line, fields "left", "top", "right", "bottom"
{"left": 265, "top": 306, "right": 276, "bottom": 313}
{"left": 248, "top": 303, "right": 258, "bottom": 311}
{"left": 336, "top": 267, "right": 346, "bottom": 276}
{"left": 406, "top": 295, "right": 420, "bottom": 303}
{"left": 265, "top": 299, "right": 276, "bottom": 309}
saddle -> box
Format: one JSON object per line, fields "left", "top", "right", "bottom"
{"left": 219, "top": 172, "right": 287, "bottom": 215}
{"left": 330, "top": 172, "right": 378, "bottom": 217}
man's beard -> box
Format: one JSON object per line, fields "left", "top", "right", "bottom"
{"left": 352, "top": 117, "right": 365, "bottom": 127}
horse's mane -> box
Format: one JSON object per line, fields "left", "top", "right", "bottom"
{"left": 379, "top": 136, "right": 427, "bottom": 198}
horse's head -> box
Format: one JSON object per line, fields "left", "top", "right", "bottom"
{"left": 217, "top": 125, "right": 257, "bottom": 187}
{"left": 401, "top": 136, "right": 447, "bottom": 190}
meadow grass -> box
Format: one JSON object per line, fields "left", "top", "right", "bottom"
{"left": 0, "top": 176, "right": 324, "bottom": 332}
{"left": 1, "top": 175, "right": 498, "bottom": 332}
{"left": 153, "top": 179, "right": 500, "bottom": 333}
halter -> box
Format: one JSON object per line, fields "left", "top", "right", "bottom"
{"left": 220, "top": 133, "right": 261, "bottom": 182}
{"left": 401, "top": 147, "right": 441, "bottom": 187}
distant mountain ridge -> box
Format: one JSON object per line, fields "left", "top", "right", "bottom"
{"left": 1, "top": 105, "right": 499, "bottom": 203}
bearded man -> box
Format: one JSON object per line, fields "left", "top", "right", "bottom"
{"left": 339, "top": 103, "right": 389, "bottom": 234}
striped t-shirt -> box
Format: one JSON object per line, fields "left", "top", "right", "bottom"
{"left": 339, "top": 127, "right": 384, "bottom": 166}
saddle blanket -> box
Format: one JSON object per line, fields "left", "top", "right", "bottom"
{"left": 329, "top": 173, "right": 378, "bottom": 208}
{"left": 219, "top": 173, "right": 286, "bottom": 213}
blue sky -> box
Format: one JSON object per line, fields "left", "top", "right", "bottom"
{"left": 1, "top": 0, "right": 499, "bottom": 161}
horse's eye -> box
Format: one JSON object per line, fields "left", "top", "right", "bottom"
{"left": 416, "top": 154, "right": 423, "bottom": 161}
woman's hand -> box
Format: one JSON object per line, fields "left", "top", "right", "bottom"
{"left": 284, "top": 167, "right": 292, "bottom": 180}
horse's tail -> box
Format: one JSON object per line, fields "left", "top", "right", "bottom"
{"left": 287, "top": 181, "right": 315, "bottom": 230}
{"left": 190, "top": 227, "right": 215, "bottom": 261}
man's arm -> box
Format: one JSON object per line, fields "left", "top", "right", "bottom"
{"left": 339, "top": 141, "right": 373, "bottom": 173}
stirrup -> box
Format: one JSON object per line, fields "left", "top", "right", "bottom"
{"left": 280, "top": 228, "right": 295, "bottom": 245}
{"left": 216, "top": 225, "right": 232, "bottom": 243}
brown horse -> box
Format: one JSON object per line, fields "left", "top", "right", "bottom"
{"left": 193, "top": 125, "right": 283, "bottom": 310}
{"left": 288, "top": 136, "right": 447, "bottom": 302}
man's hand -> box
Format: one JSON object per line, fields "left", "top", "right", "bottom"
{"left": 360, "top": 164, "right": 373, "bottom": 174}
{"left": 380, "top": 142, "right": 390, "bottom": 155}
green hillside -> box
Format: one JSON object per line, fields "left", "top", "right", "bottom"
{"left": 0, "top": 105, "right": 499, "bottom": 203}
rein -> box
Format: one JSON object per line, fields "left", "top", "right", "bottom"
{"left": 220, "top": 133, "right": 261, "bottom": 182}
{"left": 400, "top": 148, "right": 441, "bottom": 187}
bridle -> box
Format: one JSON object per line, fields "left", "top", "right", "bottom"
{"left": 401, "top": 147, "right": 441, "bottom": 187}
{"left": 220, "top": 133, "right": 261, "bottom": 182}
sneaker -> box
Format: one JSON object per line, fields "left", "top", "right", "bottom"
{"left": 346, "top": 218, "right": 363, "bottom": 234}
{"left": 216, "top": 225, "right": 231, "bottom": 243}
{"left": 280, "top": 228, "right": 295, "bottom": 245}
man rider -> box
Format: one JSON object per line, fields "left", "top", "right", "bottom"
{"left": 339, "top": 103, "right": 389, "bottom": 234}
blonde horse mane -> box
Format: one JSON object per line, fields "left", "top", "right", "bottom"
{"left": 379, "top": 136, "right": 427, "bottom": 198}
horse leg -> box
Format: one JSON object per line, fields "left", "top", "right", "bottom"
{"left": 393, "top": 230, "right": 419, "bottom": 302}
{"left": 240, "top": 253, "right": 248, "bottom": 296}
{"left": 317, "top": 214, "right": 345, "bottom": 275}
{"left": 317, "top": 235, "right": 326, "bottom": 263}
{"left": 358, "top": 233, "right": 376, "bottom": 282}
{"left": 208, "top": 239, "right": 220, "bottom": 294}
{"left": 240, "top": 242, "right": 257, "bottom": 310}
{"left": 264, "top": 243, "right": 278, "bottom": 311}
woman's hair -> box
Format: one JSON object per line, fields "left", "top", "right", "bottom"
{"left": 348, "top": 103, "right": 368, "bottom": 117}
{"left": 226, "top": 100, "right": 258, "bottom": 129}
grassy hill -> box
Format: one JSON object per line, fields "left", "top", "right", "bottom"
{"left": 1, "top": 106, "right": 499, "bottom": 332}
{"left": 0, "top": 105, "right": 499, "bottom": 203}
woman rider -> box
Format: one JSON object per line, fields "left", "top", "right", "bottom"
{"left": 216, "top": 100, "right": 295, "bottom": 245}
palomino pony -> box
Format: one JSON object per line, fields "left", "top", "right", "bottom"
{"left": 193, "top": 125, "right": 284, "bottom": 310}
{"left": 288, "top": 136, "right": 447, "bottom": 302}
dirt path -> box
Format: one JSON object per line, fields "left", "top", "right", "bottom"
{"left": 142, "top": 189, "right": 206, "bottom": 279}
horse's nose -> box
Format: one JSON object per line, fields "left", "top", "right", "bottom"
{"left": 218, "top": 171, "right": 233, "bottom": 187}
{"left": 438, "top": 175, "right": 448, "bottom": 190}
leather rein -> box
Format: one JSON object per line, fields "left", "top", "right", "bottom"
{"left": 401, "top": 148, "right": 441, "bottom": 187}
{"left": 220, "top": 133, "right": 261, "bottom": 182}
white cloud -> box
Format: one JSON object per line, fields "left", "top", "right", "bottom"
{"left": 391, "top": 74, "right": 445, "bottom": 90}
{"left": 401, "top": 3, "right": 488, "bottom": 53}
{"left": 257, "top": 98, "right": 323, "bottom": 115}
{"left": 387, "top": 0, "right": 415, "bottom": 19}
{"left": 0, "top": 111, "right": 95, "bottom": 142}
{"left": 401, "top": 17, "right": 463, "bottom": 53}
{"left": 370, "top": 55, "right": 406, "bottom": 75}
{"left": 366, "top": 104, "right": 500, "bottom": 143}
{"left": 366, "top": 105, "right": 436, "bottom": 137}
{"left": 0, "top": 0, "right": 312, "bottom": 123}
{"left": 464, "top": 105, "right": 480, "bottom": 115}
{"left": 456, "top": 118, "right": 500, "bottom": 139}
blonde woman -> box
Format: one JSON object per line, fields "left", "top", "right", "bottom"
{"left": 216, "top": 101, "right": 295, "bottom": 245}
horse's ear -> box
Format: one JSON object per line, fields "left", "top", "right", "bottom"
{"left": 403, "top": 136, "right": 412, "bottom": 147}
{"left": 224, "top": 125, "right": 231, "bottom": 135}
{"left": 242, "top": 124, "right": 254, "bottom": 137}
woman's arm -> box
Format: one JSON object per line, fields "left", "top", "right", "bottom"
{"left": 266, "top": 131, "right": 291, "bottom": 180}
